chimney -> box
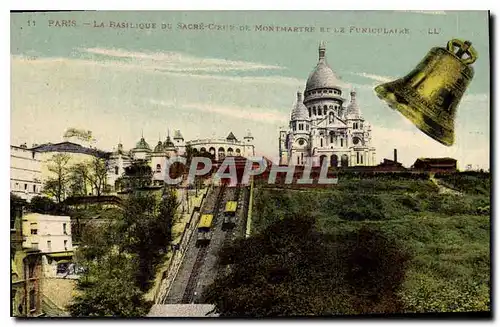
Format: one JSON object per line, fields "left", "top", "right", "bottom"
{"left": 394, "top": 149, "right": 398, "bottom": 163}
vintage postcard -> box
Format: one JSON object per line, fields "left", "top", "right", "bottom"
{"left": 10, "top": 10, "right": 490, "bottom": 318}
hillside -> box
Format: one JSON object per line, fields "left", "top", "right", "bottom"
{"left": 250, "top": 172, "right": 491, "bottom": 313}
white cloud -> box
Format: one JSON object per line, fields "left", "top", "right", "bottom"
{"left": 349, "top": 72, "right": 395, "bottom": 84}
{"left": 462, "top": 92, "right": 489, "bottom": 103}
{"left": 400, "top": 10, "right": 447, "bottom": 15}
{"left": 149, "top": 99, "right": 287, "bottom": 124}
{"left": 80, "top": 47, "right": 286, "bottom": 73}
{"left": 12, "top": 55, "right": 302, "bottom": 86}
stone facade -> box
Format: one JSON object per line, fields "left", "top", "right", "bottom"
{"left": 279, "top": 42, "right": 376, "bottom": 167}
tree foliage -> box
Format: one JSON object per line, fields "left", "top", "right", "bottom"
{"left": 116, "top": 160, "right": 153, "bottom": 191}
{"left": 68, "top": 252, "right": 151, "bottom": 317}
{"left": 69, "top": 186, "right": 178, "bottom": 316}
{"left": 43, "top": 153, "right": 71, "bottom": 203}
{"left": 203, "top": 215, "right": 410, "bottom": 317}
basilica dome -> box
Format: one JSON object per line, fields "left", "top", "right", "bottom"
{"left": 305, "top": 42, "right": 342, "bottom": 92}
{"left": 290, "top": 92, "right": 309, "bottom": 121}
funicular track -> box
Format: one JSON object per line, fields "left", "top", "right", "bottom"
{"left": 181, "top": 183, "right": 227, "bottom": 303}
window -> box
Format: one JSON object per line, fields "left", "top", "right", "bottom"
{"left": 313, "top": 107, "right": 316, "bottom": 115}
{"left": 31, "top": 243, "right": 38, "bottom": 250}
{"left": 28, "top": 262, "right": 36, "bottom": 278}
{"left": 308, "top": 108, "right": 311, "bottom": 117}
{"left": 29, "top": 290, "right": 36, "bottom": 311}
{"left": 357, "top": 152, "right": 360, "bottom": 164}
{"left": 47, "top": 240, "right": 52, "bottom": 252}
{"left": 64, "top": 240, "right": 68, "bottom": 250}
{"left": 341, "top": 139, "right": 343, "bottom": 147}
{"left": 30, "top": 229, "right": 37, "bottom": 235}
{"left": 63, "top": 223, "right": 67, "bottom": 235}
{"left": 320, "top": 138, "right": 323, "bottom": 147}
{"left": 299, "top": 124, "right": 303, "bottom": 131}
{"left": 156, "top": 164, "right": 161, "bottom": 173}
{"left": 329, "top": 90, "right": 333, "bottom": 93}
{"left": 24, "top": 184, "right": 28, "bottom": 190}
{"left": 330, "top": 134, "right": 334, "bottom": 143}
{"left": 301, "top": 153, "right": 304, "bottom": 164}
{"left": 306, "top": 125, "right": 309, "bottom": 131}
{"left": 32, "top": 185, "right": 36, "bottom": 193}
{"left": 297, "top": 156, "right": 300, "bottom": 165}
{"left": 361, "top": 155, "right": 364, "bottom": 164}
{"left": 114, "top": 166, "right": 119, "bottom": 175}
{"left": 329, "top": 105, "right": 333, "bottom": 109}
{"left": 323, "top": 90, "right": 327, "bottom": 93}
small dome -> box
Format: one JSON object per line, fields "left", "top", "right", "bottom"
{"left": 226, "top": 132, "right": 237, "bottom": 141}
{"left": 163, "top": 136, "right": 175, "bottom": 149}
{"left": 346, "top": 90, "right": 362, "bottom": 119}
{"left": 305, "top": 42, "right": 342, "bottom": 92}
{"left": 135, "top": 137, "right": 151, "bottom": 151}
{"left": 154, "top": 141, "right": 164, "bottom": 152}
{"left": 291, "top": 91, "right": 309, "bottom": 121}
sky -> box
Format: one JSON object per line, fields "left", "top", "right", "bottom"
{"left": 10, "top": 11, "right": 490, "bottom": 169}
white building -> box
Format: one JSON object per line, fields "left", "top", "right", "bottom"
{"left": 11, "top": 130, "right": 256, "bottom": 195}
{"left": 10, "top": 145, "right": 43, "bottom": 201}
{"left": 279, "top": 42, "right": 376, "bottom": 167}
{"left": 22, "top": 213, "right": 73, "bottom": 254}
{"left": 107, "top": 130, "right": 255, "bottom": 187}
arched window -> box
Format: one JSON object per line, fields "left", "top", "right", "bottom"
{"left": 329, "top": 112, "right": 334, "bottom": 124}
{"left": 340, "top": 139, "right": 343, "bottom": 147}
{"left": 313, "top": 107, "right": 316, "bottom": 115}
{"left": 329, "top": 105, "right": 333, "bottom": 109}
{"left": 320, "top": 138, "right": 323, "bottom": 147}
{"left": 156, "top": 164, "right": 161, "bottom": 173}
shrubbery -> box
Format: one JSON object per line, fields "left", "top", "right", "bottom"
{"left": 204, "top": 216, "right": 410, "bottom": 316}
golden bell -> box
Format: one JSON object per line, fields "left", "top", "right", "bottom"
{"left": 374, "top": 39, "right": 478, "bottom": 146}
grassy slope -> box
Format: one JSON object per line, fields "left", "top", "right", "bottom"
{"left": 251, "top": 173, "right": 491, "bottom": 312}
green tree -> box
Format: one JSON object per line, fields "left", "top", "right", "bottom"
{"left": 68, "top": 162, "right": 90, "bottom": 196}
{"left": 68, "top": 252, "right": 151, "bottom": 317}
{"left": 203, "top": 216, "right": 410, "bottom": 317}
{"left": 116, "top": 160, "right": 153, "bottom": 191}
{"left": 29, "top": 195, "right": 59, "bottom": 214}
{"left": 43, "top": 153, "right": 71, "bottom": 203}
{"left": 87, "top": 157, "right": 108, "bottom": 196}
{"left": 119, "top": 189, "right": 178, "bottom": 290}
